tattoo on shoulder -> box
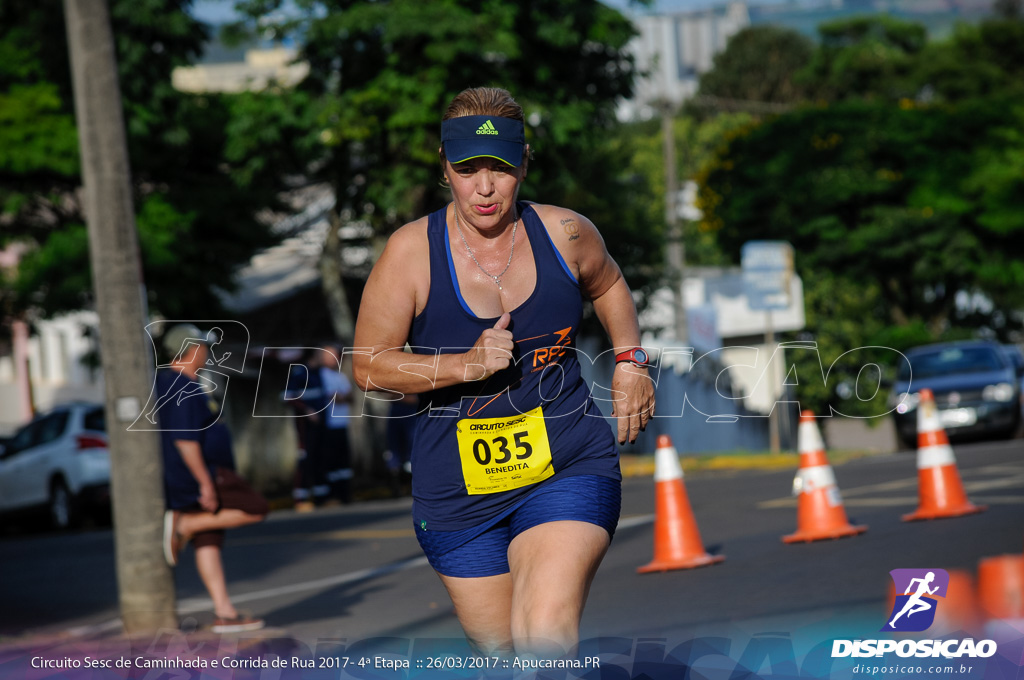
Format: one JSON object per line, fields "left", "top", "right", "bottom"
{"left": 560, "top": 217, "right": 580, "bottom": 241}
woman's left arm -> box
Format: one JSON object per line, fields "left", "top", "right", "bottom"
{"left": 552, "top": 208, "right": 655, "bottom": 444}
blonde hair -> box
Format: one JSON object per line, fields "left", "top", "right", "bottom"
{"left": 442, "top": 87, "right": 524, "bottom": 122}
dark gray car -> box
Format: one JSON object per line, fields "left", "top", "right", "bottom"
{"left": 889, "top": 340, "right": 1023, "bottom": 449}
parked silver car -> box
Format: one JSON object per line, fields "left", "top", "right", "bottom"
{"left": 0, "top": 402, "right": 110, "bottom": 529}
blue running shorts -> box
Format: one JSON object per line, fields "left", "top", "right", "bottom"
{"left": 414, "top": 474, "right": 621, "bottom": 578}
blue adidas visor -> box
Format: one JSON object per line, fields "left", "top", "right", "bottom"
{"left": 441, "top": 115, "right": 525, "bottom": 167}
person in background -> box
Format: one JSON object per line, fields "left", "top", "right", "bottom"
{"left": 156, "top": 323, "right": 268, "bottom": 633}
{"left": 384, "top": 392, "right": 419, "bottom": 497}
{"left": 282, "top": 349, "right": 323, "bottom": 512}
{"left": 318, "top": 344, "right": 355, "bottom": 504}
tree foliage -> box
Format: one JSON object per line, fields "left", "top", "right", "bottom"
{"left": 803, "top": 16, "right": 927, "bottom": 102}
{"left": 227, "top": 0, "right": 660, "bottom": 291}
{"left": 616, "top": 112, "right": 755, "bottom": 272}
{"left": 693, "top": 14, "right": 1024, "bottom": 415}
{"left": 0, "top": 0, "right": 308, "bottom": 320}
{"left": 697, "top": 26, "right": 814, "bottom": 105}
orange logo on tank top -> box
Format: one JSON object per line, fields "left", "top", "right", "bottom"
{"left": 530, "top": 327, "right": 572, "bottom": 372}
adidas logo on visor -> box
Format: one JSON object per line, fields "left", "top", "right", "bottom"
{"left": 476, "top": 120, "right": 499, "bottom": 135}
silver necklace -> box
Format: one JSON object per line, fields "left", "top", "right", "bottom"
{"left": 453, "top": 206, "right": 518, "bottom": 290}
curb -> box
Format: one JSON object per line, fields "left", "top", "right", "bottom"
{"left": 620, "top": 449, "right": 886, "bottom": 478}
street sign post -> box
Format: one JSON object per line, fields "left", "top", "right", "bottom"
{"left": 742, "top": 241, "right": 794, "bottom": 311}
{"left": 742, "top": 241, "right": 795, "bottom": 453}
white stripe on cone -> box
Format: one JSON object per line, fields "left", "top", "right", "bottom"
{"left": 793, "top": 465, "right": 838, "bottom": 495}
{"left": 798, "top": 419, "right": 825, "bottom": 453}
{"left": 918, "top": 444, "right": 957, "bottom": 469}
{"left": 653, "top": 443, "right": 684, "bottom": 482}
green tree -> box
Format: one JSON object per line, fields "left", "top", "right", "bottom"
{"left": 698, "top": 99, "right": 1024, "bottom": 413}
{"left": 802, "top": 16, "right": 928, "bottom": 102}
{"left": 688, "top": 8, "right": 1024, "bottom": 417}
{"left": 702, "top": 100, "right": 1024, "bottom": 328}
{"left": 697, "top": 26, "right": 814, "bottom": 105}
{"left": 1, "top": 0, "right": 308, "bottom": 319}
{"left": 993, "top": 0, "right": 1022, "bottom": 19}
{"left": 227, "top": 0, "right": 659, "bottom": 308}
{"left": 616, "top": 112, "right": 755, "bottom": 271}
{"left": 912, "top": 20, "right": 1024, "bottom": 103}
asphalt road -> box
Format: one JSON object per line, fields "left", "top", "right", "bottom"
{"left": 2, "top": 438, "right": 1021, "bottom": 651}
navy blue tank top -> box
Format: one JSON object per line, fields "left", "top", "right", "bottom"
{"left": 408, "top": 202, "right": 620, "bottom": 531}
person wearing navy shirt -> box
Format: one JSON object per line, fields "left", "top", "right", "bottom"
{"left": 352, "top": 87, "right": 655, "bottom": 658}
{"left": 318, "top": 344, "right": 355, "bottom": 504}
{"left": 156, "top": 324, "right": 269, "bottom": 634}
{"left": 282, "top": 348, "right": 328, "bottom": 509}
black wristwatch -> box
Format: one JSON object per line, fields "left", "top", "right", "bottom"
{"left": 615, "top": 347, "right": 652, "bottom": 368}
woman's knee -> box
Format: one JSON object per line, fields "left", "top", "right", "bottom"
{"left": 510, "top": 600, "right": 579, "bottom": 655}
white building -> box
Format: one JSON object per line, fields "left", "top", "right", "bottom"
{"left": 619, "top": 2, "right": 750, "bottom": 119}
{"left": 640, "top": 267, "right": 806, "bottom": 417}
{"left": 0, "top": 311, "right": 103, "bottom": 434}
{"left": 171, "top": 46, "right": 309, "bottom": 93}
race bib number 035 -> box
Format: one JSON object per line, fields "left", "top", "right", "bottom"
{"left": 456, "top": 406, "right": 554, "bottom": 495}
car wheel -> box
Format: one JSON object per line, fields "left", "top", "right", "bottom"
{"left": 898, "top": 432, "right": 918, "bottom": 451}
{"left": 49, "top": 479, "right": 77, "bottom": 530}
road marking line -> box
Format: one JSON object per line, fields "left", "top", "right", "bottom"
{"left": 618, "top": 514, "right": 655, "bottom": 529}
{"left": 759, "top": 464, "right": 1024, "bottom": 508}
{"left": 62, "top": 514, "right": 658, "bottom": 639}
{"left": 65, "top": 618, "right": 124, "bottom": 637}
{"left": 63, "top": 555, "right": 430, "bottom": 639}
{"left": 762, "top": 491, "right": 1024, "bottom": 508}
{"left": 178, "top": 555, "right": 432, "bottom": 612}
{"left": 969, "top": 495, "right": 1024, "bottom": 504}
{"left": 232, "top": 529, "right": 417, "bottom": 545}
{"left": 839, "top": 478, "right": 920, "bottom": 496}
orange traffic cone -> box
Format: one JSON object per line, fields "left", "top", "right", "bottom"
{"left": 637, "top": 435, "right": 724, "bottom": 573}
{"left": 902, "top": 389, "right": 986, "bottom": 522}
{"left": 978, "top": 555, "right": 1024, "bottom": 621}
{"left": 940, "top": 570, "right": 984, "bottom": 633}
{"left": 782, "top": 411, "right": 866, "bottom": 543}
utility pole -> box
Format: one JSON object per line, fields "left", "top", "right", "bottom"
{"left": 63, "top": 0, "right": 176, "bottom": 632}
{"left": 766, "top": 311, "right": 780, "bottom": 454}
{"left": 661, "top": 102, "right": 687, "bottom": 344}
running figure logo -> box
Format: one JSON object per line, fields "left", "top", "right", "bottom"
{"left": 883, "top": 568, "right": 949, "bottom": 632}
{"left": 129, "top": 320, "right": 249, "bottom": 432}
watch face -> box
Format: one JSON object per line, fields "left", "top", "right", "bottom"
{"left": 634, "top": 349, "right": 649, "bottom": 365}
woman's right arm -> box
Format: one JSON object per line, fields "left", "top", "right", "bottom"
{"left": 352, "top": 221, "right": 514, "bottom": 395}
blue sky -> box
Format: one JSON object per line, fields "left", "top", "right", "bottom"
{"left": 190, "top": 0, "right": 251, "bottom": 24}
{"left": 189, "top": 0, "right": 742, "bottom": 26}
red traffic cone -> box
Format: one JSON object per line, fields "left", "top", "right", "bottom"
{"left": 783, "top": 411, "right": 867, "bottom": 543}
{"left": 902, "top": 389, "right": 986, "bottom": 522}
{"left": 637, "top": 435, "right": 724, "bottom": 573}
